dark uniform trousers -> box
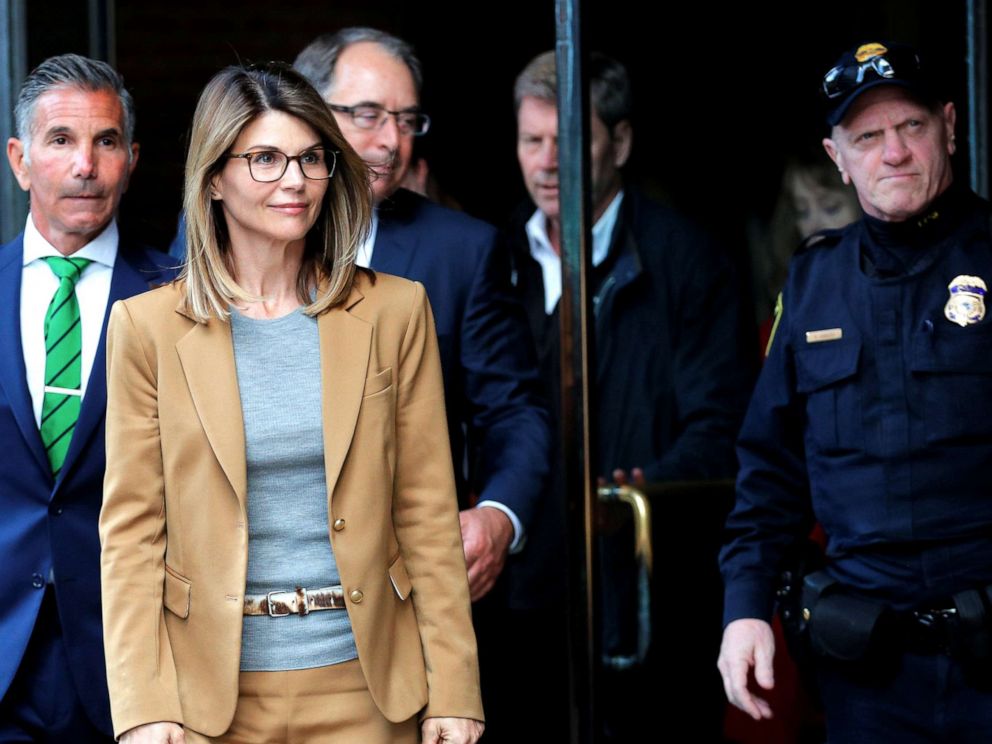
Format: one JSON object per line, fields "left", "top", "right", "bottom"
{"left": 721, "top": 186, "right": 992, "bottom": 742}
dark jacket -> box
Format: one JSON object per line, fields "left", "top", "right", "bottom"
{"left": 0, "top": 235, "right": 175, "bottom": 735}
{"left": 508, "top": 188, "right": 757, "bottom": 612}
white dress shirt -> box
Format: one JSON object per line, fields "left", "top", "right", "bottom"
{"left": 20, "top": 214, "right": 118, "bottom": 427}
{"left": 354, "top": 209, "right": 379, "bottom": 269}
{"left": 524, "top": 190, "right": 625, "bottom": 315}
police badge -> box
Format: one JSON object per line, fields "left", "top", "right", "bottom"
{"left": 944, "top": 275, "right": 987, "bottom": 327}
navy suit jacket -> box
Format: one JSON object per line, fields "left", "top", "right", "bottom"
{"left": 0, "top": 234, "right": 175, "bottom": 734}
{"left": 370, "top": 190, "right": 549, "bottom": 528}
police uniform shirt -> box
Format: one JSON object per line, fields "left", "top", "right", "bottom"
{"left": 721, "top": 183, "right": 992, "bottom": 624}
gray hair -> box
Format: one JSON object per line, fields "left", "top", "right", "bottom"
{"left": 514, "top": 50, "right": 632, "bottom": 129}
{"left": 293, "top": 27, "right": 423, "bottom": 99}
{"left": 14, "top": 53, "right": 135, "bottom": 159}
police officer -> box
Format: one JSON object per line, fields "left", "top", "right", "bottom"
{"left": 718, "top": 41, "right": 992, "bottom": 742}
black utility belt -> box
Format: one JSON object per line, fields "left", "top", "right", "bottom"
{"left": 799, "top": 572, "right": 992, "bottom": 663}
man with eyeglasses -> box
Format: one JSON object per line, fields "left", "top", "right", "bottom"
{"left": 719, "top": 41, "right": 992, "bottom": 741}
{"left": 293, "top": 27, "right": 550, "bottom": 733}
{"left": 0, "top": 54, "right": 173, "bottom": 741}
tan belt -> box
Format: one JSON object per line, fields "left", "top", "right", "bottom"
{"left": 243, "top": 585, "right": 346, "bottom": 617}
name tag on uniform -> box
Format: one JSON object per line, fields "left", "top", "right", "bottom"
{"left": 805, "top": 328, "right": 843, "bottom": 344}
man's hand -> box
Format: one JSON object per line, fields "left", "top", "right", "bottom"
{"left": 421, "top": 716, "right": 484, "bottom": 744}
{"left": 459, "top": 507, "right": 513, "bottom": 602}
{"left": 120, "top": 722, "right": 185, "bottom": 744}
{"left": 610, "top": 467, "right": 646, "bottom": 487}
{"left": 717, "top": 618, "right": 776, "bottom": 721}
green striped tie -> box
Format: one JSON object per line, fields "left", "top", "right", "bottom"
{"left": 40, "top": 256, "right": 92, "bottom": 476}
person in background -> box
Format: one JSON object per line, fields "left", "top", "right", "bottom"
{"left": 506, "top": 50, "right": 756, "bottom": 742}
{"left": 749, "top": 147, "right": 860, "bottom": 346}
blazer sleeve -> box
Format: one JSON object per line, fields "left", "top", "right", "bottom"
{"left": 392, "top": 282, "right": 484, "bottom": 721}
{"left": 99, "top": 300, "right": 184, "bottom": 737}
{"left": 461, "top": 233, "right": 551, "bottom": 532}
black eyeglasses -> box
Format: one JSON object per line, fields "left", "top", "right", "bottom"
{"left": 822, "top": 48, "right": 922, "bottom": 99}
{"left": 228, "top": 147, "right": 337, "bottom": 182}
{"left": 328, "top": 103, "right": 431, "bottom": 137}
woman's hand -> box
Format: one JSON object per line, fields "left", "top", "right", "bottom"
{"left": 421, "top": 717, "right": 485, "bottom": 744}
{"left": 120, "top": 722, "right": 186, "bottom": 743}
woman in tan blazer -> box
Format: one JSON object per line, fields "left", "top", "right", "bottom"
{"left": 99, "top": 63, "right": 483, "bottom": 744}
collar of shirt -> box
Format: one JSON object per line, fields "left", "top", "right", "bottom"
{"left": 20, "top": 214, "right": 118, "bottom": 430}
{"left": 525, "top": 190, "right": 625, "bottom": 314}
{"left": 23, "top": 213, "right": 119, "bottom": 269}
{"left": 355, "top": 209, "right": 380, "bottom": 269}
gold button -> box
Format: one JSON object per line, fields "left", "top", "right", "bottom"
{"left": 333, "top": 518, "right": 346, "bottom": 531}
{"left": 802, "top": 608, "right": 811, "bottom": 622}
{"left": 350, "top": 589, "right": 364, "bottom": 604}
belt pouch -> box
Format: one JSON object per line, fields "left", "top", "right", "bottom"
{"left": 803, "top": 571, "right": 887, "bottom": 662}
{"left": 953, "top": 588, "right": 991, "bottom": 661}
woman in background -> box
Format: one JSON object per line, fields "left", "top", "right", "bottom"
{"left": 99, "top": 62, "right": 483, "bottom": 744}
{"left": 749, "top": 147, "right": 860, "bottom": 349}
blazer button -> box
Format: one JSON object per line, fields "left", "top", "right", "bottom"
{"left": 31, "top": 573, "right": 44, "bottom": 589}
{"left": 333, "top": 518, "right": 346, "bottom": 531}
{"left": 350, "top": 589, "right": 364, "bottom": 604}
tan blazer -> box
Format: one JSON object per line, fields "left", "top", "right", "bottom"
{"left": 99, "top": 272, "right": 483, "bottom": 739}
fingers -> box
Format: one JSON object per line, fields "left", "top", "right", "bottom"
{"left": 421, "top": 717, "right": 485, "bottom": 744}
{"left": 465, "top": 537, "right": 500, "bottom": 601}
{"left": 611, "top": 468, "right": 645, "bottom": 487}
{"left": 754, "top": 634, "right": 776, "bottom": 691}
{"left": 459, "top": 509, "right": 481, "bottom": 567}
{"left": 717, "top": 619, "right": 776, "bottom": 721}
{"left": 459, "top": 508, "right": 510, "bottom": 602}
{"left": 466, "top": 556, "right": 496, "bottom": 602}
{"left": 718, "top": 645, "right": 759, "bottom": 720}
{"left": 120, "top": 722, "right": 186, "bottom": 744}
{"left": 421, "top": 718, "right": 441, "bottom": 744}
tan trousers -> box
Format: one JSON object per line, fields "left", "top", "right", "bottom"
{"left": 183, "top": 659, "right": 419, "bottom": 744}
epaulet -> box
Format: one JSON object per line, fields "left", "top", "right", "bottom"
{"left": 794, "top": 227, "right": 845, "bottom": 255}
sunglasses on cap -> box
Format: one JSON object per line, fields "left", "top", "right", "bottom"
{"left": 822, "top": 47, "right": 923, "bottom": 99}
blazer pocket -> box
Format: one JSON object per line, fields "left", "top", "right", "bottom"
{"left": 364, "top": 367, "right": 393, "bottom": 398}
{"left": 163, "top": 564, "right": 192, "bottom": 619}
{"left": 388, "top": 553, "right": 412, "bottom": 600}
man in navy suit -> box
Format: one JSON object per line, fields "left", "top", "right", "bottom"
{"left": 291, "top": 30, "right": 552, "bottom": 739}
{"left": 0, "top": 54, "right": 173, "bottom": 741}
{"left": 292, "top": 28, "right": 550, "bottom": 607}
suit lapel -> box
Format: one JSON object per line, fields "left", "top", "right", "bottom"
{"left": 0, "top": 237, "right": 50, "bottom": 479}
{"left": 370, "top": 192, "right": 418, "bottom": 278}
{"left": 176, "top": 316, "right": 247, "bottom": 508}
{"left": 54, "top": 246, "right": 174, "bottom": 492}
{"left": 57, "top": 247, "right": 161, "bottom": 489}
{"left": 320, "top": 287, "right": 371, "bottom": 503}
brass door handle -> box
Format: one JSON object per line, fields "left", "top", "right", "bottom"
{"left": 597, "top": 485, "right": 652, "bottom": 669}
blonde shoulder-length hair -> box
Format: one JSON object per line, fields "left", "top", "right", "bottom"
{"left": 181, "top": 62, "right": 372, "bottom": 321}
